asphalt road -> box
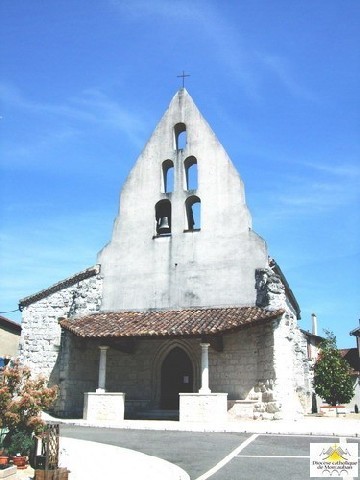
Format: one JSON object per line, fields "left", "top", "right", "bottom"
{"left": 60, "top": 425, "right": 360, "bottom": 480}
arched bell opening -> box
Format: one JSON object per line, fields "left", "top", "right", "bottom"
{"left": 155, "top": 199, "right": 171, "bottom": 235}
{"left": 185, "top": 195, "right": 201, "bottom": 231}
{"left": 184, "top": 156, "right": 198, "bottom": 190}
{"left": 161, "top": 159, "right": 174, "bottom": 193}
{"left": 174, "top": 122, "right": 187, "bottom": 150}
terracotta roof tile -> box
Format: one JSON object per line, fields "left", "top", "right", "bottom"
{"left": 0, "top": 315, "right": 21, "bottom": 333}
{"left": 59, "top": 306, "right": 284, "bottom": 339}
{"left": 339, "top": 348, "right": 360, "bottom": 374}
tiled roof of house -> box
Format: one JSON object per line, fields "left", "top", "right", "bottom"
{"left": 19, "top": 265, "right": 100, "bottom": 308}
{"left": 59, "top": 306, "right": 284, "bottom": 339}
{"left": 339, "top": 348, "right": 360, "bottom": 375}
{"left": 0, "top": 315, "right": 21, "bottom": 334}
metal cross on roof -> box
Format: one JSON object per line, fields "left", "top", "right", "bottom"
{"left": 177, "top": 71, "right": 190, "bottom": 88}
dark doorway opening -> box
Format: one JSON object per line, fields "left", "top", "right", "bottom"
{"left": 160, "top": 347, "right": 193, "bottom": 410}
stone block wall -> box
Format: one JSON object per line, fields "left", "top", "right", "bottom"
{"left": 271, "top": 313, "right": 312, "bottom": 418}
{"left": 208, "top": 323, "right": 275, "bottom": 402}
{"left": 255, "top": 265, "right": 312, "bottom": 418}
{"left": 18, "top": 267, "right": 102, "bottom": 414}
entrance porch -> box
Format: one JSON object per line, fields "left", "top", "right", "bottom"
{"left": 58, "top": 306, "right": 282, "bottom": 421}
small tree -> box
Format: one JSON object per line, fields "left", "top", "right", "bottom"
{"left": 0, "top": 360, "right": 58, "bottom": 454}
{"left": 313, "top": 331, "right": 354, "bottom": 408}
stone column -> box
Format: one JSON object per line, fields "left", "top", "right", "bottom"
{"left": 96, "top": 346, "right": 109, "bottom": 393}
{"left": 199, "top": 343, "right": 211, "bottom": 394}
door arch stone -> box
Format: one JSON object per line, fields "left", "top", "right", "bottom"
{"left": 151, "top": 340, "right": 199, "bottom": 408}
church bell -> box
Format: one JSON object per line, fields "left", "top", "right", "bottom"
{"left": 158, "top": 216, "right": 170, "bottom": 233}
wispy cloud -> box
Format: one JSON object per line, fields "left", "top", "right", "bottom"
{"left": 251, "top": 156, "right": 360, "bottom": 228}
{"left": 0, "top": 82, "right": 148, "bottom": 165}
{"left": 281, "top": 160, "right": 360, "bottom": 212}
{"left": 277, "top": 180, "right": 357, "bottom": 212}
{"left": 260, "top": 54, "right": 317, "bottom": 101}
{"left": 302, "top": 161, "right": 360, "bottom": 178}
{"left": 109, "top": 0, "right": 316, "bottom": 101}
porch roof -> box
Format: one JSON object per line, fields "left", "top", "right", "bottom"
{"left": 59, "top": 306, "right": 284, "bottom": 339}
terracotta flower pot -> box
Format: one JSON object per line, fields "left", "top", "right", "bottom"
{"left": 12, "top": 455, "right": 27, "bottom": 469}
{"left": 0, "top": 456, "right": 9, "bottom": 465}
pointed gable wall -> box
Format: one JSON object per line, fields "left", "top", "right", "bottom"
{"left": 98, "top": 89, "right": 268, "bottom": 311}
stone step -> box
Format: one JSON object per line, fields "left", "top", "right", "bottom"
{"left": 136, "top": 409, "right": 179, "bottom": 420}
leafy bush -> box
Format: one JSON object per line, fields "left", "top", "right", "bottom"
{"left": 313, "top": 331, "right": 354, "bottom": 407}
{"left": 5, "top": 430, "right": 34, "bottom": 456}
{"left": 0, "top": 359, "right": 58, "bottom": 447}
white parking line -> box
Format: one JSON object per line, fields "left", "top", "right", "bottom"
{"left": 194, "top": 433, "right": 259, "bottom": 480}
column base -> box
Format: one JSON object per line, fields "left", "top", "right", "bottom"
{"left": 199, "top": 387, "right": 211, "bottom": 394}
{"left": 179, "top": 392, "right": 228, "bottom": 423}
{"left": 83, "top": 392, "right": 125, "bottom": 422}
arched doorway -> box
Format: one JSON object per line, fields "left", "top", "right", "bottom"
{"left": 160, "top": 347, "right": 193, "bottom": 409}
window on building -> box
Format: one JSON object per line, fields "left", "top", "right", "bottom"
{"left": 162, "top": 160, "right": 174, "bottom": 193}
{"left": 174, "top": 123, "right": 187, "bottom": 150}
{"left": 155, "top": 199, "right": 171, "bottom": 235}
{"left": 184, "top": 156, "right": 197, "bottom": 190}
{"left": 185, "top": 196, "right": 201, "bottom": 231}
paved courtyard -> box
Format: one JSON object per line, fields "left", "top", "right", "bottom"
{"left": 60, "top": 425, "right": 360, "bottom": 480}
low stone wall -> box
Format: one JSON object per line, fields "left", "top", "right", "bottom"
{"left": 209, "top": 324, "right": 275, "bottom": 402}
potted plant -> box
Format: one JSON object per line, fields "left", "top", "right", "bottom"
{"left": 5, "top": 430, "right": 34, "bottom": 469}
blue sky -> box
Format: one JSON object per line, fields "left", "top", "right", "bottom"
{"left": 0, "top": 1, "right": 359, "bottom": 348}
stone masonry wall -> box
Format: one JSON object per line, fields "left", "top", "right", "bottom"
{"left": 19, "top": 267, "right": 102, "bottom": 414}
{"left": 255, "top": 266, "right": 312, "bottom": 418}
{"left": 209, "top": 323, "right": 275, "bottom": 402}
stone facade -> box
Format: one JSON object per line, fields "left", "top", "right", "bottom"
{"left": 19, "top": 301, "right": 312, "bottom": 419}
{"left": 255, "top": 266, "right": 312, "bottom": 417}
{"left": 18, "top": 89, "right": 312, "bottom": 420}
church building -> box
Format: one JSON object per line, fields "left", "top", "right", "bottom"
{"left": 19, "top": 88, "right": 312, "bottom": 421}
